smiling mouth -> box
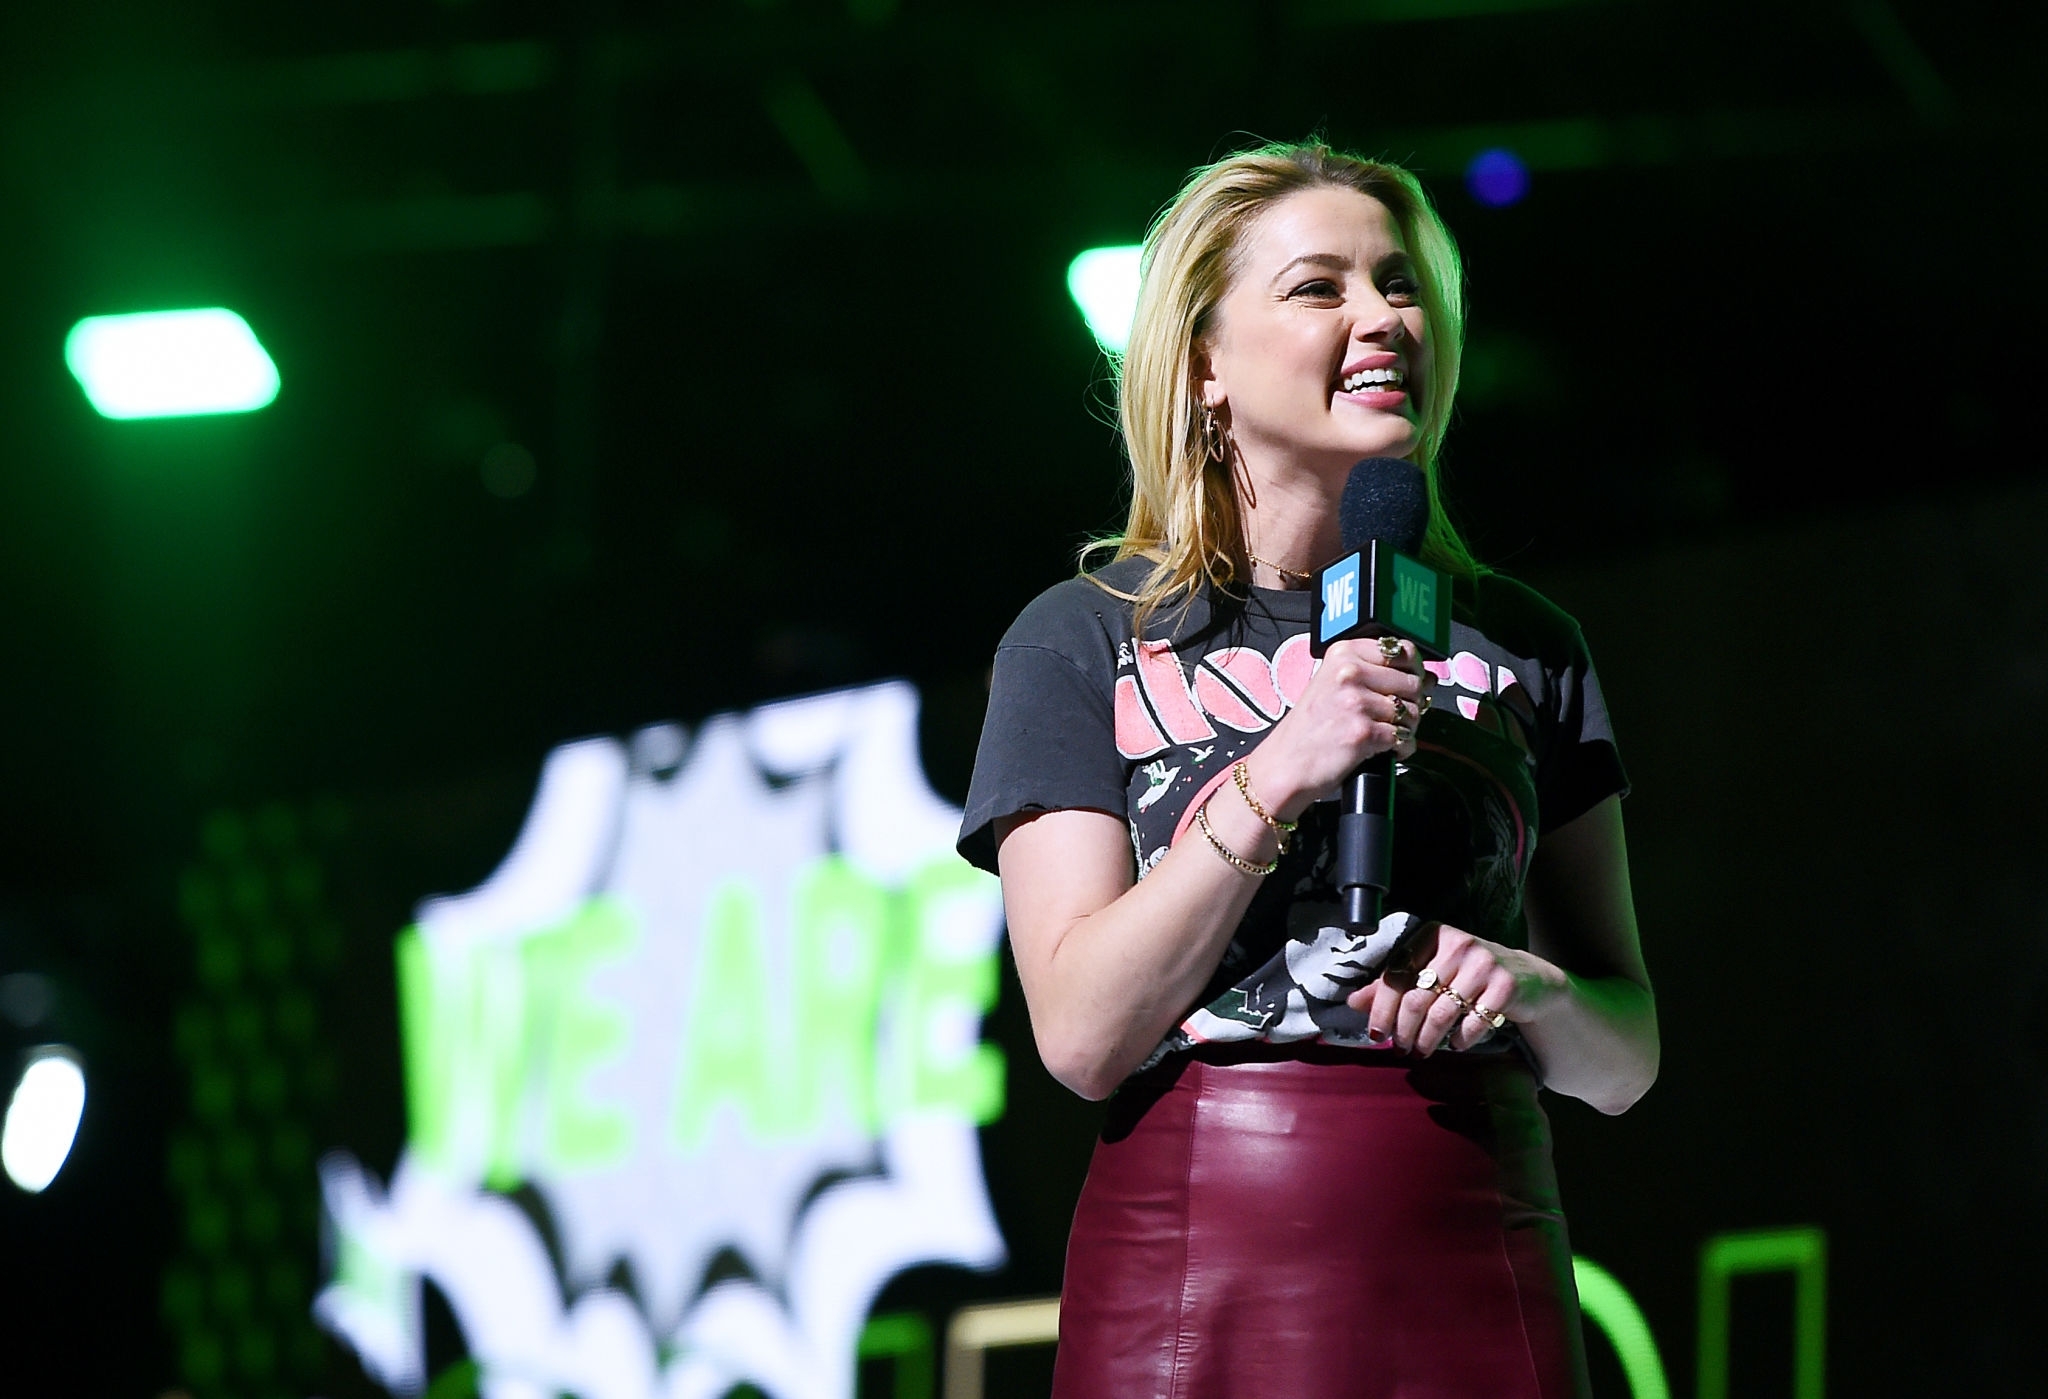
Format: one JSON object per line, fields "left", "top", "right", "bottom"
{"left": 1340, "top": 367, "right": 1406, "bottom": 393}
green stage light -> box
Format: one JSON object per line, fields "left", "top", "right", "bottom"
{"left": 1697, "top": 1227, "right": 1827, "bottom": 1399}
{"left": 1065, "top": 245, "right": 1142, "bottom": 354}
{"left": 65, "top": 309, "right": 280, "bottom": 420}
{"left": 1572, "top": 1255, "right": 1670, "bottom": 1399}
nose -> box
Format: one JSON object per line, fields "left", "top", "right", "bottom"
{"left": 1353, "top": 291, "right": 1405, "bottom": 345}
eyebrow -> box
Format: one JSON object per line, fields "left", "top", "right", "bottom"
{"left": 1269, "top": 250, "right": 1416, "bottom": 286}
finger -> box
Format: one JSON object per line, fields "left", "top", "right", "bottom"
{"left": 1326, "top": 641, "right": 1424, "bottom": 698}
{"left": 1446, "top": 971, "right": 1494, "bottom": 1052}
{"left": 1447, "top": 966, "right": 1517, "bottom": 1051}
{"left": 1363, "top": 663, "right": 1424, "bottom": 700}
{"left": 1413, "top": 978, "right": 1471, "bottom": 1057}
{"left": 1451, "top": 1003, "right": 1496, "bottom": 1053}
{"left": 1411, "top": 944, "right": 1478, "bottom": 1055}
{"left": 1378, "top": 692, "right": 1422, "bottom": 759}
{"left": 1376, "top": 689, "right": 1417, "bottom": 726}
{"left": 1468, "top": 968, "right": 1520, "bottom": 1044}
{"left": 1441, "top": 955, "right": 1496, "bottom": 1050}
{"left": 1392, "top": 983, "right": 1434, "bottom": 1051}
{"left": 1397, "top": 971, "right": 1467, "bottom": 1053}
{"left": 1363, "top": 972, "right": 1407, "bottom": 1045}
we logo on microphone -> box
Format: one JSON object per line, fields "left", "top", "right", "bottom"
{"left": 1319, "top": 553, "right": 1362, "bottom": 644}
{"left": 1312, "top": 543, "right": 1451, "bottom": 658}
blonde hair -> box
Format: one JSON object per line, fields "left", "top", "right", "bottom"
{"left": 1092, "top": 141, "right": 1485, "bottom": 636}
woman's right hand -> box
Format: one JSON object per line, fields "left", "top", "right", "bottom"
{"left": 1242, "top": 637, "right": 1432, "bottom": 820}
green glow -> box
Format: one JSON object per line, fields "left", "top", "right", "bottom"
{"left": 857, "top": 1312, "right": 934, "bottom": 1399}
{"left": 64, "top": 308, "right": 280, "bottom": 419}
{"left": 669, "top": 858, "right": 1008, "bottom": 1147}
{"left": 672, "top": 879, "right": 790, "bottom": 1149}
{"left": 528, "top": 901, "right": 637, "bottom": 1173}
{"left": 398, "top": 899, "right": 636, "bottom": 1186}
{"left": 397, "top": 924, "right": 534, "bottom": 1188}
{"left": 895, "top": 860, "right": 1005, "bottom": 1124}
{"left": 400, "top": 857, "right": 1005, "bottom": 1181}
{"left": 761, "top": 75, "right": 869, "bottom": 203}
{"left": 1697, "top": 1227, "right": 1827, "bottom": 1399}
{"left": 791, "top": 856, "right": 890, "bottom": 1132}
{"left": 1065, "top": 245, "right": 1142, "bottom": 354}
{"left": 1571, "top": 1255, "right": 1669, "bottom": 1399}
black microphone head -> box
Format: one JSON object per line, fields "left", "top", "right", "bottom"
{"left": 1338, "top": 457, "right": 1431, "bottom": 554}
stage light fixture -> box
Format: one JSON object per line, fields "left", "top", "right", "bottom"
{"left": 3, "top": 1046, "right": 86, "bottom": 1193}
{"left": 1466, "top": 148, "right": 1531, "bottom": 207}
{"left": 64, "top": 308, "right": 281, "bottom": 420}
{"left": 1065, "top": 245, "right": 1142, "bottom": 354}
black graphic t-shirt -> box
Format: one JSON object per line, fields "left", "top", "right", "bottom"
{"left": 958, "top": 556, "right": 1628, "bottom": 1074}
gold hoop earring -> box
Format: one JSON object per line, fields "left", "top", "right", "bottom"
{"left": 1201, "top": 403, "right": 1228, "bottom": 463}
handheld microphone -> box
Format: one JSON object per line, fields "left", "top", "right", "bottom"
{"left": 1310, "top": 458, "right": 1452, "bottom": 932}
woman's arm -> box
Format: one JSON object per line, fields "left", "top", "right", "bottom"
{"left": 994, "top": 801, "right": 1274, "bottom": 1101}
{"left": 1352, "top": 793, "right": 1659, "bottom": 1114}
{"left": 1518, "top": 794, "right": 1659, "bottom": 1111}
{"left": 995, "top": 638, "right": 1428, "bottom": 1101}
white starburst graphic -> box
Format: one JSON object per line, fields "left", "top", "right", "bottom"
{"left": 316, "top": 682, "right": 1007, "bottom": 1399}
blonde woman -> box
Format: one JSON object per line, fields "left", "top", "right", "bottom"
{"left": 957, "top": 143, "right": 1658, "bottom": 1398}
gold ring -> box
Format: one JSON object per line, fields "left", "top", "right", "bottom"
{"left": 1419, "top": 693, "right": 1433, "bottom": 714}
{"left": 1378, "top": 636, "right": 1404, "bottom": 659}
{"left": 1472, "top": 1004, "right": 1509, "bottom": 1030}
{"left": 1414, "top": 968, "right": 1442, "bottom": 992}
{"left": 1390, "top": 697, "right": 1412, "bottom": 726}
{"left": 1440, "top": 985, "right": 1474, "bottom": 1013}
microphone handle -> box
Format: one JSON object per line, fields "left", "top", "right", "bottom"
{"left": 1338, "top": 749, "right": 1396, "bottom": 930}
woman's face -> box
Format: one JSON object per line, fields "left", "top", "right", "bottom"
{"left": 1200, "top": 185, "right": 1430, "bottom": 476}
{"left": 1284, "top": 922, "right": 1374, "bottom": 1003}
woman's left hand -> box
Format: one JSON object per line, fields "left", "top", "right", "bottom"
{"left": 1346, "top": 921, "right": 1565, "bottom": 1056}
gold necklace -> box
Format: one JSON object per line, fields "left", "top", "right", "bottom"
{"left": 1247, "top": 552, "right": 1314, "bottom": 584}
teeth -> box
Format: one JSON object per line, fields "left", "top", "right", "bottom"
{"left": 1342, "top": 368, "right": 1405, "bottom": 392}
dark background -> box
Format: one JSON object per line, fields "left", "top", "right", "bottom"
{"left": 2, "top": 1, "right": 2044, "bottom": 1396}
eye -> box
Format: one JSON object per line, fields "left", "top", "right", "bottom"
{"left": 1380, "top": 272, "right": 1421, "bottom": 304}
{"left": 1289, "top": 278, "right": 1342, "bottom": 300}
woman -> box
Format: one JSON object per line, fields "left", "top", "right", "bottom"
{"left": 957, "top": 143, "right": 1657, "bottom": 1398}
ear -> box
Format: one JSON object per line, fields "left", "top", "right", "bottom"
{"left": 1192, "top": 341, "right": 1225, "bottom": 412}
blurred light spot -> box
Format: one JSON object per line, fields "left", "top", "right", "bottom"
{"left": 481, "top": 441, "right": 537, "bottom": 498}
{"left": 1465, "top": 148, "right": 1531, "bottom": 207}
{"left": 4, "top": 1047, "right": 86, "bottom": 1193}
{"left": 0, "top": 973, "right": 55, "bottom": 1029}
{"left": 64, "top": 309, "right": 280, "bottom": 419}
{"left": 1066, "top": 245, "right": 1143, "bottom": 354}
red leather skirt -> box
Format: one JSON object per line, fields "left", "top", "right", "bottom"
{"left": 1050, "top": 1045, "right": 1590, "bottom": 1399}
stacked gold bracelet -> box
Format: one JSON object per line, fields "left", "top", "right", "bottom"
{"left": 1195, "top": 798, "right": 1279, "bottom": 876}
{"left": 1231, "top": 760, "right": 1295, "bottom": 852}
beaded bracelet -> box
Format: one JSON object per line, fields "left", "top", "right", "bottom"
{"left": 1231, "top": 760, "right": 1296, "bottom": 852}
{"left": 1195, "top": 797, "right": 1279, "bottom": 876}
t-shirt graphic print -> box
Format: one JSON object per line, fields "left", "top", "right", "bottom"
{"left": 960, "top": 556, "right": 1626, "bottom": 1079}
